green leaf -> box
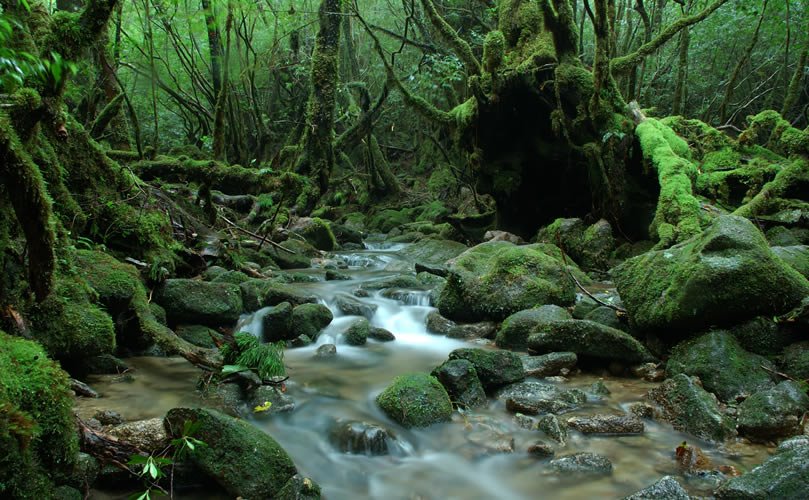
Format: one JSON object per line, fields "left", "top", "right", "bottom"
{"left": 221, "top": 364, "right": 249, "bottom": 375}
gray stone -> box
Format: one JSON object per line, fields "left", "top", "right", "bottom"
{"left": 715, "top": 446, "right": 809, "bottom": 498}
{"left": 431, "top": 359, "right": 487, "bottom": 409}
{"left": 549, "top": 453, "right": 613, "bottom": 477}
{"left": 566, "top": 414, "right": 644, "bottom": 434}
{"left": 334, "top": 293, "right": 378, "bottom": 319}
{"left": 624, "top": 476, "right": 689, "bottom": 500}
{"left": 329, "top": 420, "right": 393, "bottom": 455}
{"left": 521, "top": 352, "right": 577, "bottom": 378}
{"left": 738, "top": 381, "right": 809, "bottom": 441}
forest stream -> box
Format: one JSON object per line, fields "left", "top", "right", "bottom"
{"left": 76, "top": 242, "right": 772, "bottom": 500}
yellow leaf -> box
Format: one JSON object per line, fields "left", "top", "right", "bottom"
{"left": 253, "top": 401, "right": 273, "bottom": 413}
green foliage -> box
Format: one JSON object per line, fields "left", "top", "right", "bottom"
{"left": 221, "top": 332, "right": 286, "bottom": 381}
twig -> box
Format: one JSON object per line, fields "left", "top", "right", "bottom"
{"left": 760, "top": 364, "right": 799, "bottom": 382}
{"left": 219, "top": 214, "right": 294, "bottom": 254}
{"left": 555, "top": 235, "right": 627, "bottom": 314}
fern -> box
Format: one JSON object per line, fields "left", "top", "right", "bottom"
{"left": 221, "top": 332, "right": 285, "bottom": 380}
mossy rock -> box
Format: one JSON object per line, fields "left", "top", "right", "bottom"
{"left": 527, "top": 319, "right": 654, "bottom": 364}
{"left": 261, "top": 302, "right": 294, "bottom": 343}
{"left": 772, "top": 245, "right": 809, "bottom": 279}
{"left": 361, "top": 274, "right": 423, "bottom": 291}
{"left": 715, "top": 446, "right": 809, "bottom": 498}
{"left": 431, "top": 359, "right": 487, "bottom": 409}
{"left": 447, "top": 348, "right": 525, "bottom": 393}
{"left": 781, "top": 341, "right": 809, "bottom": 380}
{"left": 344, "top": 317, "right": 370, "bottom": 346}
{"left": 174, "top": 325, "right": 224, "bottom": 349}
{"left": 376, "top": 373, "right": 452, "bottom": 428}
{"left": 495, "top": 305, "right": 571, "bottom": 350}
{"left": 645, "top": 373, "right": 737, "bottom": 443}
{"left": 164, "top": 408, "right": 298, "bottom": 498}
{"left": 267, "top": 241, "right": 312, "bottom": 269}
{"left": 290, "top": 303, "right": 333, "bottom": 341}
{"left": 368, "top": 208, "right": 418, "bottom": 233}
{"left": 667, "top": 331, "right": 776, "bottom": 402}
{"left": 210, "top": 270, "right": 251, "bottom": 285}
{"left": 537, "top": 218, "right": 615, "bottom": 270}
{"left": 730, "top": 316, "right": 792, "bottom": 356}
{"left": 398, "top": 239, "right": 469, "bottom": 265}
{"left": 737, "top": 381, "right": 809, "bottom": 442}
{"left": 1, "top": 331, "right": 78, "bottom": 497}
{"left": 437, "top": 241, "right": 577, "bottom": 322}
{"left": 613, "top": 215, "right": 809, "bottom": 335}
{"left": 291, "top": 217, "right": 337, "bottom": 251}
{"left": 156, "top": 279, "right": 243, "bottom": 326}
{"left": 239, "top": 278, "right": 316, "bottom": 312}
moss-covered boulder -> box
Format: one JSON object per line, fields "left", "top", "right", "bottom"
{"left": 164, "top": 408, "right": 298, "bottom": 498}
{"left": 399, "top": 239, "right": 469, "bottom": 265}
{"left": 290, "top": 303, "right": 333, "bottom": 341}
{"left": 527, "top": 320, "right": 655, "bottom": 364}
{"left": 155, "top": 279, "right": 243, "bottom": 326}
{"left": 437, "top": 241, "right": 577, "bottom": 322}
{"left": 291, "top": 217, "right": 338, "bottom": 251}
{"left": 447, "top": 348, "right": 524, "bottom": 393}
{"left": 261, "top": 302, "right": 294, "bottom": 342}
{"left": 174, "top": 325, "right": 224, "bottom": 349}
{"left": 431, "top": 359, "right": 487, "bottom": 409}
{"left": 613, "top": 215, "right": 809, "bottom": 335}
{"left": 344, "top": 317, "right": 370, "bottom": 346}
{"left": 1, "top": 332, "right": 78, "bottom": 497}
{"left": 210, "top": 270, "right": 251, "bottom": 285}
{"left": 239, "top": 278, "right": 316, "bottom": 312}
{"left": 715, "top": 446, "right": 809, "bottom": 498}
{"left": 737, "top": 381, "right": 809, "bottom": 442}
{"left": 368, "top": 208, "right": 418, "bottom": 233}
{"left": 667, "top": 331, "right": 776, "bottom": 402}
{"left": 645, "top": 374, "right": 737, "bottom": 443}
{"left": 772, "top": 245, "right": 809, "bottom": 279}
{"left": 782, "top": 342, "right": 809, "bottom": 380}
{"left": 267, "top": 240, "right": 313, "bottom": 269}
{"left": 376, "top": 373, "right": 452, "bottom": 428}
{"left": 730, "top": 316, "right": 793, "bottom": 356}
{"left": 536, "top": 218, "right": 615, "bottom": 270}
{"left": 495, "top": 305, "right": 571, "bottom": 350}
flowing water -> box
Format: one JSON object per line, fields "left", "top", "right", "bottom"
{"left": 77, "top": 243, "right": 773, "bottom": 499}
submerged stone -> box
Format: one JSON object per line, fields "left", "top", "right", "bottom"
{"left": 548, "top": 453, "right": 613, "bottom": 477}
{"left": 328, "top": 420, "right": 393, "bottom": 455}
{"left": 624, "top": 476, "right": 689, "bottom": 500}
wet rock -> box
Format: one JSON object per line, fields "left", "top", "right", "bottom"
{"left": 495, "top": 305, "right": 572, "bottom": 350}
{"left": 426, "top": 311, "right": 456, "bottom": 335}
{"left": 329, "top": 420, "right": 393, "bottom": 455}
{"left": 571, "top": 290, "right": 623, "bottom": 319}
{"left": 289, "top": 334, "right": 313, "bottom": 348}
{"left": 521, "top": 352, "right": 578, "bottom": 378}
{"left": 731, "top": 316, "right": 793, "bottom": 356}
{"left": 315, "top": 344, "right": 337, "bottom": 359}
{"left": 631, "top": 363, "right": 666, "bottom": 382}
{"left": 107, "top": 418, "right": 168, "bottom": 452}
{"left": 66, "top": 452, "right": 100, "bottom": 491}
{"left": 334, "top": 293, "right": 378, "bottom": 319}
{"left": 548, "top": 452, "right": 613, "bottom": 477}
{"left": 667, "top": 330, "right": 776, "bottom": 402}
{"left": 344, "top": 317, "right": 370, "bottom": 346}
{"left": 156, "top": 279, "right": 243, "bottom": 326}
{"left": 583, "top": 306, "right": 623, "bottom": 330}
{"left": 448, "top": 348, "right": 525, "bottom": 392}
{"left": 527, "top": 441, "right": 555, "bottom": 458}
{"left": 70, "top": 378, "right": 98, "bottom": 398}
{"left": 270, "top": 239, "right": 315, "bottom": 269}
{"left": 262, "top": 302, "right": 294, "bottom": 342}
{"left": 446, "top": 321, "right": 497, "bottom": 339}
{"left": 290, "top": 217, "right": 337, "bottom": 251}
{"left": 645, "top": 374, "right": 737, "bottom": 442}
{"left": 715, "top": 446, "right": 809, "bottom": 498}
{"left": 737, "top": 381, "right": 809, "bottom": 441}
{"left": 210, "top": 270, "right": 250, "bottom": 285}
{"left": 772, "top": 245, "right": 809, "bottom": 278}
{"left": 499, "top": 382, "right": 586, "bottom": 415}
{"left": 776, "top": 435, "right": 809, "bottom": 453}
{"left": 82, "top": 354, "right": 130, "bottom": 375}
{"left": 165, "top": 408, "right": 298, "bottom": 498}
{"left": 613, "top": 215, "right": 809, "bottom": 335}
{"left": 200, "top": 382, "right": 243, "bottom": 416}
{"left": 175, "top": 324, "right": 224, "bottom": 348}
{"left": 325, "top": 269, "right": 351, "bottom": 281}
{"left": 588, "top": 380, "right": 611, "bottom": 398}
{"left": 239, "top": 278, "right": 316, "bottom": 312}
{"left": 484, "top": 230, "right": 524, "bottom": 244}
{"left": 246, "top": 386, "right": 295, "bottom": 416}
{"left": 431, "top": 359, "right": 487, "bottom": 409}
{"left": 353, "top": 288, "right": 370, "bottom": 298}
{"left": 566, "top": 414, "right": 644, "bottom": 434}
{"left": 276, "top": 474, "right": 322, "bottom": 500}
{"left": 437, "top": 241, "right": 578, "bottom": 322}
{"left": 202, "top": 265, "right": 228, "bottom": 281}
{"left": 782, "top": 341, "right": 809, "bottom": 380}
{"left": 361, "top": 275, "right": 423, "bottom": 290}
{"left": 527, "top": 319, "right": 655, "bottom": 364}
{"left": 513, "top": 413, "right": 538, "bottom": 430}
{"left": 291, "top": 303, "right": 333, "bottom": 341}
{"left": 624, "top": 476, "right": 689, "bottom": 500}
{"left": 537, "top": 414, "right": 568, "bottom": 443}
{"left": 368, "top": 327, "right": 395, "bottom": 342}
{"left": 93, "top": 410, "right": 124, "bottom": 425}
{"left": 398, "top": 239, "right": 468, "bottom": 265}
{"left": 376, "top": 373, "right": 453, "bottom": 428}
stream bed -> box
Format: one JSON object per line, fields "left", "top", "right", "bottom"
{"left": 77, "top": 243, "right": 773, "bottom": 499}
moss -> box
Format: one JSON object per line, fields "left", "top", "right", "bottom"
{"left": 527, "top": 319, "right": 655, "bottom": 364}
{"left": 696, "top": 158, "right": 778, "bottom": 207}
{"left": 448, "top": 98, "right": 477, "bottom": 131}
{"left": 739, "top": 110, "right": 809, "bottom": 157}
{"left": 0, "top": 331, "right": 78, "bottom": 497}
{"left": 781, "top": 342, "right": 809, "bottom": 380}
{"left": 734, "top": 158, "right": 809, "bottom": 218}
{"left": 661, "top": 116, "right": 733, "bottom": 158}
{"left": 376, "top": 373, "right": 453, "bottom": 428}
{"left": 447, "top": 348, "right": 525, "bottom": 392}
{"left": 239, "top": 278, "right": 316, "bottom": 312}
{"left": 156, "top": 279, "right": 243, "bottom": 327}
{"left": 635, "top": 118, "right": 707, "bottom": 246}
{"left": 296, "top": 217, "right": 337, "bottom": 251}
{"left": 483, "top": 30, "right": 506, "bottom": 73}
{"left": 290, "top": 303, "right": 333, "bottom": 341}
{"left": 421, "top": 0, "right": 481, "bottom": 75}
{"left": 344, "top": 317, "right": 370, "bottom": 346}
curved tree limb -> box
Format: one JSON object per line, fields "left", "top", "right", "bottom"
{"left": 611, "top": 0, "right": 731, "bottom": 75}
{"left": 419, "top": 0, "right": 481, "bottom": 75}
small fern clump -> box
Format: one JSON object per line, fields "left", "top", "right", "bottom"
{"left": 221, "top": 332, "right": 286, "bottom": 381}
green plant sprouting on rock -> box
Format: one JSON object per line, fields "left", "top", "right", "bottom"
{"left": 220, "top": 332, "right": 286, "bottom": 381}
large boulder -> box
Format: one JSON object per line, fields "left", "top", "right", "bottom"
{"left": 376, "top": 373, "right": 452, "bottom": 428}
{"left": 164, "top": 408, "right": 298, "bottom": 498}
{"left": 613, "top": 215, "right": 809, "bottom": 334}
{"left": 737, "top": 381, "right": 809, "bottom": 442}
{"left": 156, "top": 279, "right": 243, "bottom": 326}
{"left": 645, "top": 374, "right": 737, "bottom": 443}
{"left": 527, "top": 320, "right": 655, "bottom": 364}
{"left": 715, "top": 446, "right": 809, "bottom": 498}
{"left": 537, "top": 218, "right": 615, "bottom": 270}
{"left": 399, "top": 239, "right": 469, "bottom": 265}
{"left": 239, "top": 278, "right": 316, "bottom": 312}
{"left": 666, "top": 331, "right": 776, "bottom": 402}
{"left": 261, "top": 302, "right": 294, "bottom": 342}
{"left": 495, "top": 305, "right": 571, "bottom": 350}
{"left": 431, "top": 359, "right": 488, "bottom": 409}
{"left": 437, "top": 241, "right": 577, "bottom": 322}
{"left": 447, "top": 348, "right": 525, "bottom": 393}
{"left": 290, "top": 217, "right": 337, "bottom": 251}
{"left": 290, "top": 303, "right": 333, "bottom": 341}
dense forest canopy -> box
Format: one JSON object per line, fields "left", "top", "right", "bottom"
{"left": 1, "top": 0, "right": 809, "bottom": 498}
